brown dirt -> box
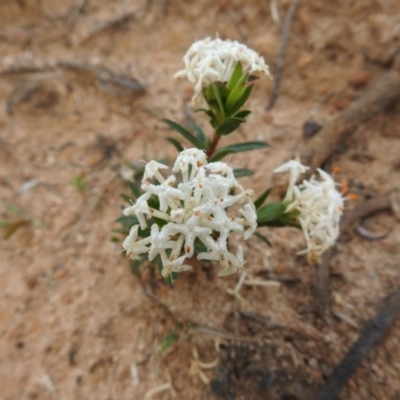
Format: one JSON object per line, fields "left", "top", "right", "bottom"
{"left": 1, "top": 1, "right": 400, "bottom": 399}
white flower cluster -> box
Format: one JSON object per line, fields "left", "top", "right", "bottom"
{"left": 274, "top": 160, "right": 345, "bottom": 261}
{"left": 174, "top": 37, "right": 271, "bottom": 106}
{"left": 122, "top": 149, "right": 257, "bottom": 277}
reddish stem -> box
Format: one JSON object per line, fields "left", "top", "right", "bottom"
{"left": 206, "top": 133, "right": 220, "bottom": 158}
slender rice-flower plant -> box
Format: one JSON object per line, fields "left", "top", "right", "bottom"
{"left": 117, "top": 37, "right": 349, "bottom": 284}
{"left": 122, "top": 148, "right": 257, "bottom": 278}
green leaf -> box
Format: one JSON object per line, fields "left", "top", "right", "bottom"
{"left": 227, "top": 84, "right": 253, "bottom": 116}
{"left": 127, "top": 181, "right": 141, "bottom": 200}
{"left": 233, "top": 168, "right": 254, "bottom": 178}
{"left": 254, "top": 232, "right": 271, "bottom": 246}
{"left": 115, "top": 215, "right": 139, "bottom": 232}
{"left": 219, "top": 141, "right": 269, "bottom": 153}
{"left": 211, "top": 83, "right": 226, "bottom": 118}
{"left": 208, "top": 148, "right": 234, "bottom": 162}
{"left": 209, "top": 141, "right": 269, "bottom": 162}
{"left": 216, "top": 117, "right": 243, "bottom": 135}
{"left": 166, "top": 137, "right": 184, "bottom": 152}
{"left": 192, "top": 124, "right": 207, "bottom": 147}
{"left": 235, "top": 110, "right": 251, "bottom": 119}
{"left": 0, "top": 219, "right": 31, "bottom": 239}
{"left": 257, "top": 202, "right": 285, "bottom": 224}
{"left": 120, "top": 193, "right": 132, "bottom": 204}
{"left": 254, "top": 188, "right": 271, "bottom": 209}
{"left": 227, "top": 62, "right": 244, "bottom": 92}
{"left": 159, "top": 331, "right": 178, "bottom": 354}
{"left": 163, "top": 119, "right": 204, "bottom": 149}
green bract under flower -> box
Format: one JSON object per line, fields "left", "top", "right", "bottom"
{"left": 123, "top": 149, "right": 257, "bottom": 277}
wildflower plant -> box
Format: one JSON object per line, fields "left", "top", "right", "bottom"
{"left": 116, "top": 37, "right": 349, "bottom": 284}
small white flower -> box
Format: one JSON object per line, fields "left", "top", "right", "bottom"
{"left": 122, "top": 148, "right": 257, "bottom": 277}
{"left": 198, "top": 245, "right": 245, "bottom": 277}
{"left": 161, "top": 255, "right": 192, "bottom": 278}
{"left": 142, "top": 160, "right": 169, "bottom": 183}
{"left": 277, "top": 161, "right": 345, "bottom": 261}
{"left": 274, "top": 159, "right": 310, "bottom": 201}
{"left": 174, "top": 37, "right": 271, "bottom": 106}
{"left": 142, "top": 175, "right": 184, "bottom": 212}
{"left": 239, "top": 203, "right": 258, "bottom": 239}
{"left": 122, "top": 225, "right": 151, "bottom": 260}
{"left": 122, "top": 192, "right": 151, "bottom": 230}
{"left": 172, "top": 148, "right": 207, "bottom": 182}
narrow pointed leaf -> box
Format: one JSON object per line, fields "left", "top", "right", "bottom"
{"left": 254, "top": 232, "right": 271, "bottom": 246}
{"left": 163, "top": 119, "right": 204, "bottom": 148}
{"left": 227, "top": 84, "right": 254, "bottom": 115}
{"left": 209, "top": 140, "right": 269, "bottom": 161}
{"left": 216, "top": 118, "right": 243, "bottom": 135}
{"left": 257, "top": 202, "right": 285, "bottom": 224}
{"left": 235, "top": 110, "right": 251, "bottom": 119}
{"left": 227, "top": 62, "right": 244, "bottom": 91}
{"left": 226, "top": 82, "right": 247, "bottom": 111}
{"left": 218, "top": 141, "right": 269, "bottom": 153}
{"left": 211, "top": 83, "right": 225, "bottom": 118}
{"left": 208, "top": 148, "right": 233, "bottom": 162}
{"left": 192, "top": 124, "right": 207, "bottom": 146}
{"left": 166, "top": 137, "right": 184, "bottom": 152}
{"left": 120, "top": 193, "right": 132, "bottom": 204}
{"left": 233, "top": 168, "right": 254, "bottom": 178}
{"left": 254, "top": 188, "right": 271, "bottom": 209}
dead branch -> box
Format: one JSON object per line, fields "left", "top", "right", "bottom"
{"left": 314, "top": 286, "right": 400, "bottom": 400}
{"left": 266, "top": 0, "right": 300, "bottom": 110}
{"left": 298, "top": 71, "right": 400, "bottom": 170}
{"left": 58, "top": 61, "right": 145, "bottom": 94}
{"left": 340, "top": 195, "right": 391, "bottom": 232}
{"left": 69, "top": 1, "right": 148, "bottom": 46}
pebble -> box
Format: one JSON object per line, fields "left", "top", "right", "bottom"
{"left": 302, "top": 120, "right": 322, "bottom": 138}
{"left": 347, "top": 70, "right": 372, "bottom": 89}
{"left": 262, "top": 111, "right": 274, "bottom": 124}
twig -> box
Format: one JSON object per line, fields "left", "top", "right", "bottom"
{"left": 69, "top": 1, "right": 148, "bottom": 46}
{"left": 266, "top": 0, "right": 300, "bottom": 110}
{"left": 58, "top": 61, "right": 145, "bottom": 94}
{"left": 238, "top": 310, "right": 321, "bottom": 340}
{"left": 298, "top": 71, "right": 400, "bottom": 170}
{"left": 190, "top": 323, "right": 261, "bottom": 343}
{"left": 314, "top": 286, "right": 400, "bottom": 400}
{"left": 340, "top": 195, "right": 391, "bottom": 232}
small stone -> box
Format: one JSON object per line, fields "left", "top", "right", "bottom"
{"left": 262, "top": 111, "right": 274, "bottom": 124}
{"left": 333, "top": 94, "right": 354, "bottom": 110}
{"left": 302, "top": 120, "right": 322, "bottom": 138}
{"left": 347, "top": 70, "right": 372, "bottom": 89}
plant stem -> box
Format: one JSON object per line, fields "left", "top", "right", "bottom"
{"left": 206, "top": 132, "right": 220, "bottom": 158}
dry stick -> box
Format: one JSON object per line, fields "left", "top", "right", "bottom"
{"left": 340, "top": 195, "right": 391, "bottom": 232}
{"left": 266, "top": 0, "right": 300, "bottom": 110}
{"left": 299, "top": 71, "right": 400, "bottom": 170}
{"left": 314, "top": 287, "right": 400, "bottom": 400}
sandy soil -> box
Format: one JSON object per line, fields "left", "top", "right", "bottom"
{"left": 0, "top": 1, "right": 400, "bottom": 399}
